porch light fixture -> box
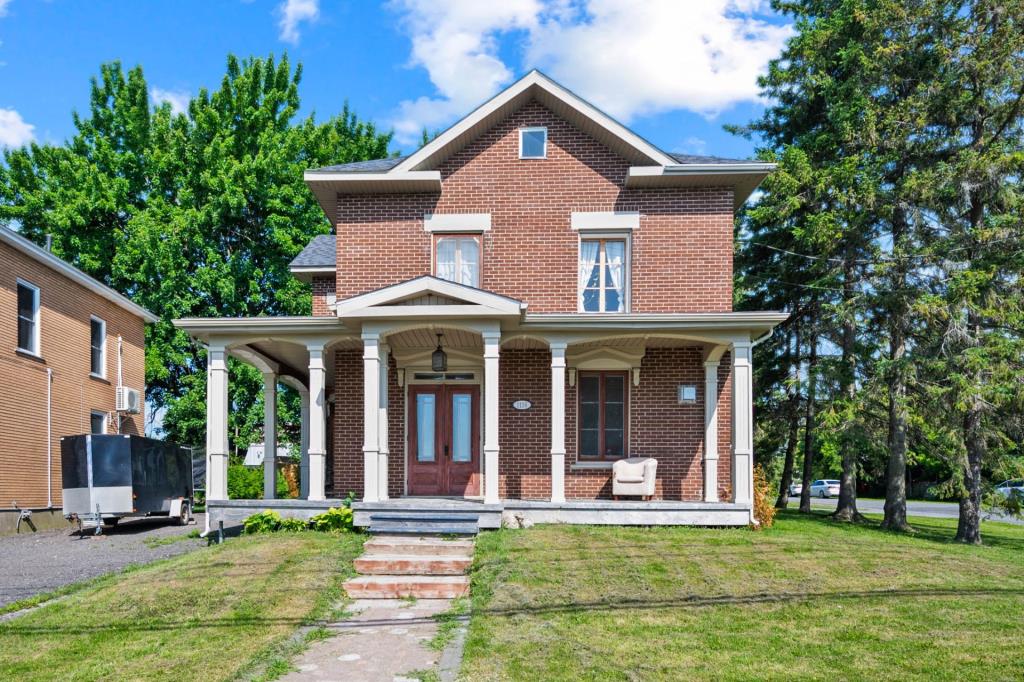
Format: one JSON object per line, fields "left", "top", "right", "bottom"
{"left": 432, "top": 333, "right": 448, "bottom": 372}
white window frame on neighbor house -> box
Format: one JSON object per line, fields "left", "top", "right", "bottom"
{"left": 90, "top": 315, "right": 107, "bottom": 379}
{"left": 519, "top": 126, "right": 547, "bottom": 159}
{"left": 434, "top": 234, "right": 482, "bottom": 288}
{"left": 577, "top": 233, "right": 631, "bottom": 313}
{"left": 16, "top": 278, "right": 41, "bottom": 357}
{"left": 90, "top": 410, "right": 107, "bottom": 434}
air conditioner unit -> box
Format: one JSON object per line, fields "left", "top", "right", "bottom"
{"left": 116, "top": 387, "right": 141, "bottom": 414}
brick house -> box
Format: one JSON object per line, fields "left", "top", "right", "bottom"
{"left": 176, "top": 71, "right": 785, "bottom": 529}
{"left": 0, "top": 227, "right": 156, "bottom": 533}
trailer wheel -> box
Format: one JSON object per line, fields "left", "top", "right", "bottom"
{"left": 104, "top": 518, "right": 120, "bottom": 528}
{"left": 176, "top": 501, "right": 190, "bottom": 526}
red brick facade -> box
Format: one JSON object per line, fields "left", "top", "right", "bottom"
{"left": 311, "top": 276, "right": 335, "bottom": 317}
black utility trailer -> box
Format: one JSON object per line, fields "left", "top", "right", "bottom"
{"left": 61, "top": 434, "right": 194, "bottom": 533}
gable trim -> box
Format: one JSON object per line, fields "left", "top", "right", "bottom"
{"left": 336, "top": 276, "right": 526, "bottom": 318}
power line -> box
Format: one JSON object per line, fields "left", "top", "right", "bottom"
{"left": 742, "top": 237, "right": 1022, "bottom": 266}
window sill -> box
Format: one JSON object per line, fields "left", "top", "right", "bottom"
{"left": 571, "top": 461, "right": 615, "bottom": 471}
{"left": 89, "top": 373, "right": 110, "bottom": 384}
{"left": 15, "top": 348, "right": 44, "bottom": 363}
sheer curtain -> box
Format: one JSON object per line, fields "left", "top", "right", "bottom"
{"left": 605, "top": 240, "right": 624, "bottom": 312}
{"left": 579, "top": 240, "right": 600, "bottom": 310}
{"left": 458, "top": 238, "right": 479, "bottom": 287}
{"left": 436, "top": 238, "right": 457, "bottom": 282}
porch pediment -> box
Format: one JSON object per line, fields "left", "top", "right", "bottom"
{"left": 336, "top": 276, "right": 527, "bottom": 320}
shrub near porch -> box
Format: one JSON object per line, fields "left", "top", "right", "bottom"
{"left": 463, "top": 512, "right": 1024, "bottom": 681}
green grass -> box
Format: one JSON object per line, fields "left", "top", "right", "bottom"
{"left": 0, "top": 532, "right": 364, "bottom": 681}
{"left": 463, "top": 512, "right": 1024, "bottom": 681}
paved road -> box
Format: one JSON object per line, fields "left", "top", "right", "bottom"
{"left": 790, "top": 496, "right": 1024, "bottom": 526}
{"left": 0, "top": 514, "right": 206, "bottom": 609}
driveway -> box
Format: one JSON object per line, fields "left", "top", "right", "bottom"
{"left": 790, "top": 496, "right": 1024, "bottom": 526}
{"left": 0, "top": 514, "right": 206, "bottom": 609}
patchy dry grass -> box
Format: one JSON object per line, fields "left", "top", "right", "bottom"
{"left": 463, "top": 512, "right": 1024, "bottom": 681}
{"left": 0, "top": 532, "right": 364, "bottom": 681}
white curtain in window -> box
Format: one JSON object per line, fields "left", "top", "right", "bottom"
{"left": 605, "top": 240, "right": 624, "bottom": 312}
{"left": 458, "top": 238, "right": 479, "bottom": 286}
{"left": 579, "top": 240, "right": 599, "bottom": 291}
{"left": 436, "top": 238, "right": 457, "bottom": 282}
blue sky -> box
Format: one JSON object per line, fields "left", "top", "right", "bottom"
{"left": 0, "top": 0, "right": 792, "bottom": 160}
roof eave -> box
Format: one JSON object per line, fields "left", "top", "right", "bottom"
{"left": 626, "top": 164, "right": 777, "bottom": 209}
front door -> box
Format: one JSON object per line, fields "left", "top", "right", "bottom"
{"left": 407, "top": 384, "right": 481, "bottom": 496}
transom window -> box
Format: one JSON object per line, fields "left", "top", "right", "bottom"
{"left": 16, "top": 279, "right": 40, "bottom": 355}
{"left": 578, "top": 371, "right": 628, "bottom": 460}
{"left": 90, "top": 317, "right": 106, "bottom": 377}
{"left": 519, "top": 127, "right": 547, "bottom": 159}
{"left": 579, "top": 238, "right": 627, "bottom": 312}
{"left": 435, "top": 235, "right": 481, "bottom": 288}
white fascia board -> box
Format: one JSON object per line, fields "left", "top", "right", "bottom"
{"left": 340, "top": 305, "right": 522, "bottom": 320}
{"left": 522, "top": 311, "right": 789, "bottom": 331}
{"left": 1, "top": 227, "right": 158, "bottom": 323}
{"left": 392, "top": 70, "right": 675, "bottom": 173}
{"left": 302, "top": 170, "right": 442, "bottom": 184}
{"left": 424, "top": 213, "right": 491, "bottom": 233}
{"left": 571, "top": 211, "right": 639, "bottom": 231}
{"left": 628, "top": 163, "right": 777, "bottom": 179}
{"left": 172, "top": 316, "right": 349, "bottom": 336}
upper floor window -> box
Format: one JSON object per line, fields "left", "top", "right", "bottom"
{"left": 579, "top": 238, "right": 627, "bottom": 312}
{"left": 435, "top": 235, "right": 481, "bottom": 288}
{"left": 90, "top": 316, "right": 106, "bottom": 377}
{"left": 16, "top": 279, "right": 40, "bottom": 355}
{"left": 519, "top": 127, "right": 547, "bottom": 159}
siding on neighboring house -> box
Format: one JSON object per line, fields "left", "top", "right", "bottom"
{"left": 0, "top": 242, "right": 147, "bottom": 510}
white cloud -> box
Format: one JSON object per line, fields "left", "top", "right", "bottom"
{"left": 151, "top": 87, "right": 190, "bottom": 116}
{"left": 680, "top": 136, "right": 707, "bottom": 155}
{"left": 0, "top": 0, "right": 11, "bottom": 19}
{"left": 0, "top": 108, "right": 34, "bottom": 148}
{"left": 387, "top": 0, "right": 792, "bottom": 146}
{"left": 278, "top": 0, "right": 319, "bottom": 44}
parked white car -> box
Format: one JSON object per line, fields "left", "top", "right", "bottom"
{"left": 995, "top": 479, "right": 1024, "bottom": 500}
{"left": 810, "top": 479, "right": 840, "bottom": 498}
{"left": 788, "top": 482, "right": 803, "bottom": 496}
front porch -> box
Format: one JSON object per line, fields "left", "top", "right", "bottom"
{"left": 176, "top": 277, "right": 786, "bottom": 530}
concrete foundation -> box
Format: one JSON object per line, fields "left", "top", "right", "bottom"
{"left": 0, "top": 508, "right": 68, "bottom": 536}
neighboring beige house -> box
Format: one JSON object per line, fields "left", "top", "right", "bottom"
{"left": 0, "top": 227, "right": 157, "bottom": 533}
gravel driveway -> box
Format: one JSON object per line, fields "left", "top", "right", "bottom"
{"left": 0, "top": 513, "right": 207, "bottom": 609}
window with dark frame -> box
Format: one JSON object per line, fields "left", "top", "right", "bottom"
{"left": 578, "top": 371, "right": 628, "bottom": 460}
{"left": 16, "top": 281, "right": 39, "bottom": 354}
{"left": 90, "top": 317, "right": 106, "bottom": 376}
{"left": 90, "top": 411, "right": 106, "bottom": 434}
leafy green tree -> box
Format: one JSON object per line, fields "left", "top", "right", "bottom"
{"left": 0, "top": 54, "right": 392, "bottom": 453}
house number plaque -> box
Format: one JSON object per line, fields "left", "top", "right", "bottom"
{"left": 512, "top": 400, "right": 532, "bottom": 411}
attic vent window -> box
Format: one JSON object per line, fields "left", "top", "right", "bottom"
{"left": 519, "top": 127, "right": 547, "bottom": 159}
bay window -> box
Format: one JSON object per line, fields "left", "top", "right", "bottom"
{"left": 435, "top": 235, "right": 481, "bottom": 288}
{"left": 579, "top": 237, "right": 626, "bottom": 312}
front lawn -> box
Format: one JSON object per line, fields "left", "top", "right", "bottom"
{"left": 463, "top": 512, "right": 1024, "bottom": 681}
{"left": 0, "top": 532, "right": 364, "bottom": 681}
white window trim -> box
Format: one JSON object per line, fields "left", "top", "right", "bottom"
{"left": 577, "top": 232, "right": 631, "bottom": 313}
{"left": 519, "top": 126, "right": 547, "bottom": 159}
{"left": 15, "top": 278, "right": 41, "bottom": 357}
{"left": 90, "top": 315, "right": 107, "bottom": 379}
{"left": 571, "top": 211, "right": 639, "bottom": 231}
{"left": 424, "top": 213, "right": 491, "bottom": 233}
{"left": 90, "top": 410, "right": 108, "bottom": 435}
{"left": 433, "top": 234, "right": 482, "bottom": 288}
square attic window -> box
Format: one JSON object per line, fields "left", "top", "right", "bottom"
{"left": 519, "top": 127, "right": 547, "bottom": 159}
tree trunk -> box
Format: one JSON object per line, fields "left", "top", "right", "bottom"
{"left": 956, "top": 400, "right": 984, "bottom": 544}
{"left": 776, "top": 322, "right": 800, "bottom": 509}
{"left": 834, "top": 246, "right": 864, "bottom": 522}
{"left": 881, "top": 212, "right": 911, "bottom": 532}
{"left": 799, "top": 322, "right": 818, "bottom": 514}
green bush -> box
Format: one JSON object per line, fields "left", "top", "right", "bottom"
{"left": 228, "top": 464, "right": 291, "bottom": 499}
{"left": 279, "top": 517, "right": 307, "bottom": 532}
{"left": 243, "top": 510, "right": 282, "bottom": 534}
{"left": 309, "top": 507, "right": 355, "bottom": 533}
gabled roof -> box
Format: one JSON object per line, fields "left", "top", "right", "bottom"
{"left": 304, "top": 69, "right": 776, "bottom": 212}
{"left": 336, "top": 276, "right": 526, "bottom": 320}
{"left": 1, "top": 226, "right": 158, "bottom": 323}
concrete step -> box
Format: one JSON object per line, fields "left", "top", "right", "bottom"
{"left": 354, "top": 554, "right": 472, "bottom": 576}
{"left": 364, "top": 535, "right": 475, "bottom": 557}
{"left": 368, "top": 522, "right": 478, "bottom": 535}
{"left": 369, "top": 512, "right": 481, "bottom": 523}
{"left": 343, "top": 575, "right": 470, "bottom": 599}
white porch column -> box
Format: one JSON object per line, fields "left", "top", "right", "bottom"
{"left": 550, "top": 342, "right": 567, "bottom": 503}
{"left": 483, "top": 330, "right": 501, "bottom": 505}
{"left": 377, "top": 343, "right": 390, "bottom": 501}
{"left": 262, "top": 372, "right": 277, "bottom": 499}
{"left": 298, "top": 388, "right": 310, "bottom": 499}
{"left": 207, "top": 344, "right": 229, "bottom": 502}
{"left": 732, "top": 342, "right": 754, "bottom": 510}
{"left": 703, "top": 360, "right": 720, "bottom": 502}
{"left": 307, "top": 344, "right": 327, "bottom": 501}
{"left": 362, "top": 332, "right": 381, "bottom": 502}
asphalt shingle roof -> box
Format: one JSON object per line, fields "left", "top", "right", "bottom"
{"left": 309, "top": 157, "right": 407, "bottom": 173}
{"left": 290, "top": 234, "right": 336, "bottom": 269}
{"left": 667, "top": 153, "right": 751, "bottom": 165}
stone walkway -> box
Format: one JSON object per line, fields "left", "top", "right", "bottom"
{"left": 281, "top": 597, "right": 460, "bottom": 682}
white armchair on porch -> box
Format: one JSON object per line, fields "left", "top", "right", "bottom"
{"left": 612, "top": 457, "right": 657, "bottom": 500}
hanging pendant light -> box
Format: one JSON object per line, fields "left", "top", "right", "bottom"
{"left": 432, "top": 333, "right": 448, "bottom": 372}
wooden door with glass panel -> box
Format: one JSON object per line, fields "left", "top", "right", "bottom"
{"left": 407, "top": 384, "right": 481, "bottom": 496}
